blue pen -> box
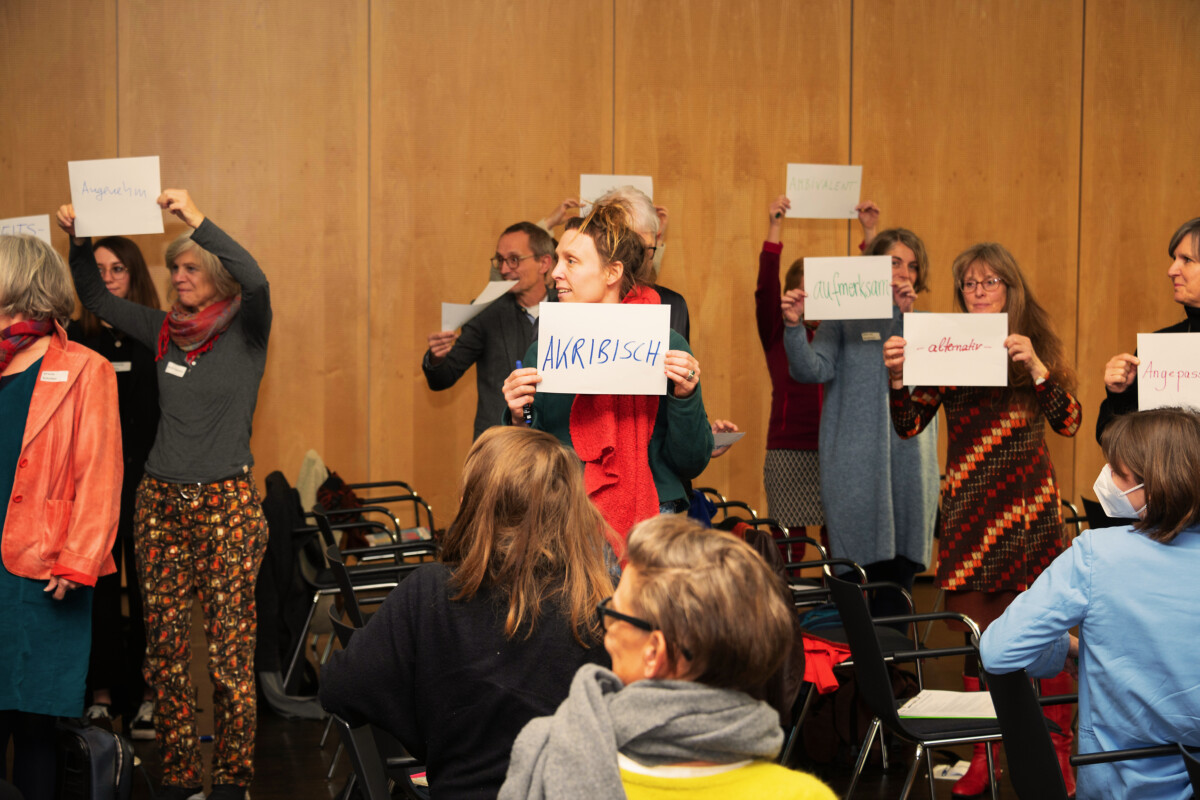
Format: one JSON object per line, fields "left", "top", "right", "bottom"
{"left": 516, "top": 361, "right": 533, "bottom": 425}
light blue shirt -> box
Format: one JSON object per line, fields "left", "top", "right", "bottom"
{"left": 981, "top": 526, "right": 1200, "bottom": 800}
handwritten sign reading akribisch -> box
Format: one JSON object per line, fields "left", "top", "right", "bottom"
{"left": 68, "top": 156, "right": 165, "bottom": 237}
{"left": 0, "top": 215, "right": 52, "bottom": 245}
{"left": 536, "top": 302, "right": 670, "bottom": 396}
{"left": 803, "top": 256, "right": 892, "bottom": 320}
{"left": 785, "top": 164, "right": 863, "bottom": 219}
{"left": 1136, "top": 332, "right": 1200, "bottom": 412}
{"left": 902, "top": 313, "right": 1008, "bottom": 387}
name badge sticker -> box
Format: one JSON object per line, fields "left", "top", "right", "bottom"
{"left": 40, "top": 370, "right": 69, "bottom": 382}
{"left": 165, "top": 362, "right": 188, "bottom": 378}
{"left": 861, "top": 331, "right": 881, "bottom": 342}
{"left": 112, "top": 361, "right": 132, "bottom": 373}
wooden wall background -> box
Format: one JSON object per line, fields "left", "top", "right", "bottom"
{"left": 2, "top": 0, "right": 1198, "bottom": 528}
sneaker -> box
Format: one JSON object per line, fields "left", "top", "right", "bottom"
{"left": 130, "top": 700, "right": 155, "bottom": 741}
{"left": 208, "top": 784, "right": 249, "bottom": 800}
{"left": 156, "top": 786, "right": 204, "bottom": 800}
{"left": 85, "top": 703, "right": 114, "bottom": 732}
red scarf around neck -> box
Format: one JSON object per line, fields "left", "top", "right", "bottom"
{"left": 156, "top": 295, "right": 241, "bottom": 365}
{"left": 0, "top": 319, "right": 54, "bottom": 374}
{"left": 569, "top": 285, "right": 663, "bottom": 538}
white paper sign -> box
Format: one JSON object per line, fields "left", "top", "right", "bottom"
{"left": 785, "top": 164, "right": 863, "bottom": 219}
{"left": 902, "top": 313, "right": 1008, "bottom": 387}
{"left": 1136, "top": 332, "right": 1200, "bottom": 411}
{"left": 0, "top": 214, "right": 52, "bottom": 244}
{"left": 712, "top": 431, "right": 745, "bottom": 448}
{"left": 804, "top": 256, "right": 892, "bottom": 320}
{"left": 536, "top": 302, "right": 670, "bottom": 395}
{"left": 68, "top": 156, "right": 165, "bottom": 237}
{"left": 440, "top": 280, "right": 518, "bottom": 331}
{"left": 579, "top": 174, "right": 653, "bottom": 216}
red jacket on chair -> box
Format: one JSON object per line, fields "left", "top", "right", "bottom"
{"left": 2, "top": 322, "right": 122, "bottom": 585}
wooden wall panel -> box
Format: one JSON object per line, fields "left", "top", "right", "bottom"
{"left": 0, "top": 1, "right": 116, "bottom": 240}
{"left": 853, "top": 0, "right": 1085, "bottom": 501}
{"left": 369, "top": 2, "right": 614, "bottom": 519}
{"left": 615, "top": 0, "right": 852, "bottom": 515}
{"left": 118, "top": 0, "right": 370, "bottom": 485}
{"left": 1075, "top": 0, "right": 1200, "bottom": 497}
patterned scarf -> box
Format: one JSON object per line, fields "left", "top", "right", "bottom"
{"left": 0, "top": 319, "right": 55, "bottom": 373}
{"left": 569, "top": 285, "right": 662, "bottom": 539}
{"left": 156, "top": 295, "right": 241, "bottom": 364}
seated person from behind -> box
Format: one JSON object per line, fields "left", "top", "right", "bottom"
{"left": 319, "top": 426, "right": 619, "bottom": 800}
{"left": 500, "top": 515, "right": 836, "bottom": 800}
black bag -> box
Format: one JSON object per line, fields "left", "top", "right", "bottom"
{"left": 55, "top": 718, "right": 133, "bottom": 800}
{"left": 801, "top": 666, "right": 920, "bottom": 767}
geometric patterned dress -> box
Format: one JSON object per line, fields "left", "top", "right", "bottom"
{"left": 890, "top": 379, "right": 1081, "bottom": 592}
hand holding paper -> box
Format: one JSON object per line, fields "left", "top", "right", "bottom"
{"left": 780, "top": 288, "right": 806, "bottom": 326}
{"left": 158, "top": 189, "right": 205, "bottom": 229}
{"left": 883, "top": 335, "right": 907, "bottom": 388}
{"left": 1104, "top": 352, "right": 1140, "bottom": 393}
{"left": 664, "top": 349, "right": 701, "bottom": 399}
{"left": 427, "top": 331, "right": 458, "bottom": 362}
{"left": 56, "top": 204, "right": 82, "bottom": 244}
{"left": 710, "top": 421, "right": 743, "bottom": 458}
{"left": 1005, "top": 334, "right": 1047, "bottom": 381}
{"left": 856, "top": 200, "right": 880, "bottom": 237}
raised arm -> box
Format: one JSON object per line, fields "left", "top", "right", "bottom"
{"left": 756, "top": 195, "right": 790, "bottom": 350}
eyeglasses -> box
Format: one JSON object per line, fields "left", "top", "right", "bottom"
{"left": 597, "top": 597, "right": 693, "bottom": 660}
{"left": 490, "top": 254, "right": 537, "bottom": 271}
{"left": 961, "top": 278, "right": 1005, "bottom": 293}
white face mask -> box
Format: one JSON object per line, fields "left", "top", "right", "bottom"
{"left": 1093, "top": 463, "right": 1146, "bottom": 520}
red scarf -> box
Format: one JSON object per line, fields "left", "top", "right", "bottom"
{"left": 156, "top": 295, "right": 241, "bottom": 364}
{"left": 0, "top": 320, "right": 54, "bottom": 373}
{"left": 569, "top": 285, "right": 662, "bottom": 538}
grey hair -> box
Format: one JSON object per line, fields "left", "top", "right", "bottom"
{"left": 0, "top": 234, "right": 76, "bottom": 323}
{"left": 164, "top": 232, "right": 239, "bottom": 305}
{"left": 595, "top": 185, "right": 658, "bottom": 240}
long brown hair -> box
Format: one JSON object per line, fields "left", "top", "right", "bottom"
{"left": 565, "top": 200, "right": 649, "bottom": 299}
{"left": 440, "top": 426, "right": 616, "bottom": 644}
{"left": 951, "top": 242, "right": 1076, "bottom": 395}
{"left": 78, "top": 236, "right": 160, "bottom": 335}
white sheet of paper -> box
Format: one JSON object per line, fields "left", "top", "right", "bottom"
{"left": 440, "top": 280, "right": 517, "bottom": 331}
{"left": 0, "top": 214, "right": 52, "bottom": 245}
{"left": 536, "top": 302, "right": 670, "bottom": 395}
{"left": 785, "top": 164, "right": 863, "bottom": 219}
{"left": 803, "top": 256, "right": 893, "bottom": 320}
{"left": 899, "top": 690, "right": 997, "bottom": 719}
{"left": 712, "top": 431, "right": 745, "bottom": 448}
{"left": 902, "top": 313, "right": 1008, "bottom": 387}
{"left": 68, "top": 156, "right": 164, "bottom": 237}
{"left": 1136, "top": 332, "right": 1200, "bottom": 411}
{"left": 579, "top": 174, "right": 653, "bottom": 216}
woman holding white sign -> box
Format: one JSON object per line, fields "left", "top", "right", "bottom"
{"left": 502, "top": 202, "right": 713, "bottom": 537}
{"left": 59, "top": 191, "right": 269, "bottom": 800}
{"left": 882, "top": 241, "right": 1081, "bottom": 797}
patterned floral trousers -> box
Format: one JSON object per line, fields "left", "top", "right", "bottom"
{"left": 134, "top": 472, "right": 268, "bottom": 788}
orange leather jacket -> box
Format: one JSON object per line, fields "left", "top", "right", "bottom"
{"left": 2, "top": 323, "right": 122, "bottom": 585}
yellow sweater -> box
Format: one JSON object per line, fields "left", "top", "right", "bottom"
{"left": 619, "top": 759, "right": 837, "bottom": 799}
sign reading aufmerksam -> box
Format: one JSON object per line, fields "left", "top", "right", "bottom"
{"left": 902, "top": 313, "right": 1008, "bottom": 387}
{"left": 803, "top": 256, "right": 893, "bottom": 320}
{"left": 536, "top": 302, "right": 670, "bottom": 395}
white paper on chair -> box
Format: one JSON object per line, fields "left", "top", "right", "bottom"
{"left": 68, "top": 156, "right": 165, "bottom": 237}
{"left": 898, "top": 690, "right": 997, "bottom": 719}
{"left": 536, "top": 301, "right": 670, "bottom": 395}
{"left": 803, "top": 256, "right": 893, "bottom": 320}
{"left": 0, "top": 214, "right": 53, "bottom": 244}
{"left": 784, "top": 163, "right": 863, "bottom": 219}
{"left": 902, "top": 313, "right": 1008, "bottom": 387}
{"left": 1136, "top": 332, "right": 1200, "bottom": 412}
{"left": 440, "top": 280, "right": 517, "bottom": 331}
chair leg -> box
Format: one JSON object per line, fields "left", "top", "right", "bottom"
{"left": 925, "top": 746, "right": 936, "bottom": 798}
{"left": 779, "top": 683, "right": 816, "bottom": 766}
{"left": 327, "top": 742, "right": 344, "bottom": 780}
{"left": 320, "top": 714, "right": 335, "bottom": 748}
{"left": 898, "top": 741, "right": 924, "bottom": 800}
{"left": 845, "top": 717, "right": 880, "bottom": 800}
{"left": 986, "top": 741, "right": 999, "bottom": 800}
{"left": 284, "top": 591, "right": 320, "bottom": 694}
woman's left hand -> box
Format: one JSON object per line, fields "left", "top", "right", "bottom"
{"left": 1005, "top": 334, "right": 1048, "bottom": 381}
{"left": 44, "top": 575, "right": 79, "bottom": 600}
{"left": 157, "top": 189, "right": 206, "bottom": 229}
{"left": 665, "top": 350, "right": 700, "bottom": 398}
{"left": 710, "top": 419, "right": 739, "bottom": 458}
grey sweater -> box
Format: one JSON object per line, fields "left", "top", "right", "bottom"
{"left": 69, "top": 219, "right": 271, "bottom": 483}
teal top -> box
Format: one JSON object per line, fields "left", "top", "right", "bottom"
{"left": 521, "top": 331, "right": 713, "bottom": 506}
{"left": 0, "top": 357, "right": 93, "bottom": 717}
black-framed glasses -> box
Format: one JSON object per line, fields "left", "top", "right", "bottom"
{"left": 490, "top": 253, "right": 537, "bottom": 271}
{"left": 960, "top": 277, "right": 1005, "bottom": 293}
{"left": 597, "top": 597, "right": 693, "bottom": 660}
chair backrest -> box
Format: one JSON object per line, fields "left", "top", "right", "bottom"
{"left": 328, "top": 601, "right": 358, "bottom": 649}
{"left": 332, "top": 716, "right": 393, "bottom": 800}
{"left": 326, "top": 544, "right": 368, "bottom": 627}
{"left": 1181, "top": 744, "right": 1200, "bottom": 792}
{"left": 981, "top": 668, "right": 1070, "bottom": 800}
{"left": 825, "top": 571, "right": 908, "bottom": 734}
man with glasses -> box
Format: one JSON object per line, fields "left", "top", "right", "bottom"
{"left": 423, "top": 222, "right": 555, "bottom": 439}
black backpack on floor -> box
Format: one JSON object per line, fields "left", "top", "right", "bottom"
{"left": 55, "top": 718, "right": 134, "bottom": 800}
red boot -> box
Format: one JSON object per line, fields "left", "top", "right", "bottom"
{"left": 952, "top": 675, "right": 1002, "bottom": 797}
{"left": 1041, "top": 670, "right": 1077, "bottom": 798}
